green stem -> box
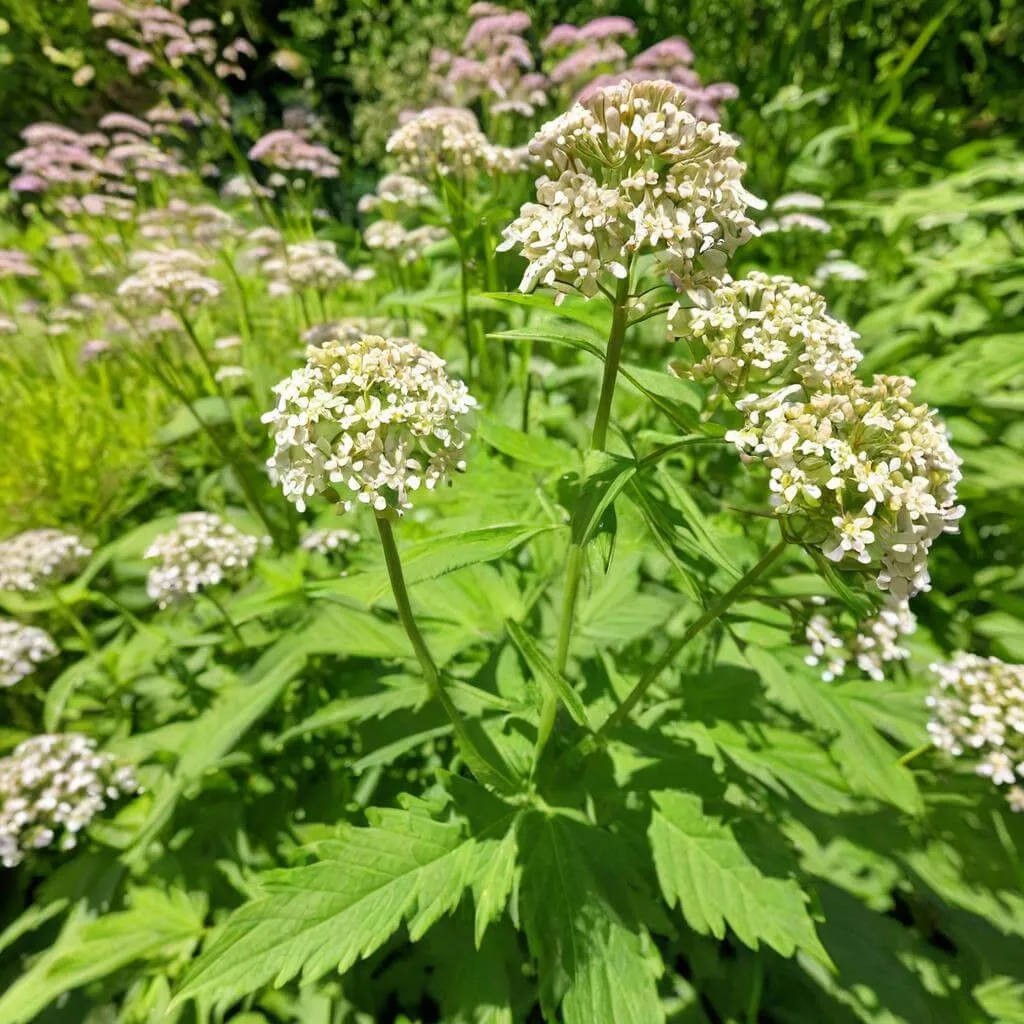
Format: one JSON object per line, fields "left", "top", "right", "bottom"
{"left": 205, "top": 590, "right": 246, "bottom": 648}
{"left": 590, "top": 272, "right": 632, "bottom": 451}
{"left": 375, "top": 516, "right": 508, "bottom": 786}
{"left": 899, "top": 742, "right": 933, "bottom": 767}
{"left": 597, "top": 539, "right": 788, "bottom": 738}
{"left": 542, "top": 272, "right": 632, "bottom": 751}
{"left": 535, "top": 543, "right": 585, "bottom": 763}
{"left": 48, "top": 586, "right": 95, "bottom": 653}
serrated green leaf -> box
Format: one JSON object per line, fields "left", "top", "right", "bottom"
{"left": 520, "top": 813, "right": 664, "bottom": 1024}
{"left": 0, "top": 888, "right": 204, "bottom": 1024}
{"left": 648, "top": 791, "right": 830, "bottom": 965}
{"left": 174, "top": 807, "right": 494, "bottom": 1008}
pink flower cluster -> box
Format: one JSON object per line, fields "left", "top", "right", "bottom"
{"left": 8, "top": 115, "right": 188, "bottom": 200}
{"left": 430, "top": 5, "right": 547, "bottom": 119}
{"left": 248, "top": 130, "right": 342, "bottom": 180}
{"left": 88, "top": 0, "right": 256, "bottom": 81}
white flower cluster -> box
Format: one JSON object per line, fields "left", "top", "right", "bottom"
{"left": 500, "top": 80, "right": 760, "bottom": 299}
{"left": 0, "top": 620, "right": 58, "bottom": 689}
{"left": 0, "top": 733, "right": 138, "bottom": 868}
{"left": 669, "top": 272, "right": 862, "bottom": 393}
{"left": 145, "top": 512, "right": 269, "bottom": 608}
{"left": 364, "top": 221, "right": 448, "bottom": 264}
{"left": 263, "top": 334, "right": 476, "bottom": 514}
{"left": 137, "top": 200, "right": 241, "bottom": 247}
{"left": 261, "top": 241, "right": 368, "bottom": 297}
{"left": 357, "top": 173, "right": 433, "bottom": 214}
{"left": 117, "top": 249, "right": 223, "bottom": 308}
{"left": 0, "top": 529, "right": 93, "bottom": 592}
{"left": 301, "top": 527, "right": 362, "bottom": 556}
{"left": 386, "top": 108, "right": 493, "bottom": 179}
{"left": 730, "top": 375, "right": 963, "bottom": 598}
{"left": 927, "top": 654, "right": 1024, "bottom": 812}
{"left": 805, "top": 595, "right": 915, "bottom": 682}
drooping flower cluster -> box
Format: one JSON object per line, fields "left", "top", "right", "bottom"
{"left": 261, "top": 241, "right": 368, "bottom": 298}
{"left": 365, "top": 221, "right": 448, "bottom": 264}
{"left": 805, "top": 595, "right": 916, "bottom": 682}
{"left": 0, "top": 529, "right": 92, "bottom": 592}
{"left": 500, "top": 80, "right": 760, "bottom": 299}
{"left": 248, "top": 129, "right": 342, "bottom": 180}
{"left": 669, "top": 273, "right": 862, "bottom": 393}
{"left": 144, "top": 512, "right": 269, "bottom": 608}
{"left": 301, "top": 527, "right": 362, "bottom": 556}
{"left": 117, "top": 249, "right": 223, "bottom": 309}
{"left": 927, "top": 654, "right": 1024, "bottom": 811}
{"left": 0, "top": 734, "right": 138, "bottom": 868}
{"left": 0, "top": 620, "right": 59, "bottom": 689}
{"left": 263, "top": 334, "right": 476, "bottom": 514}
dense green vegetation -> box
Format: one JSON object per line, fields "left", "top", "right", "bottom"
{"left": 0, "top": 2, "right": 1022, "bottom": 1022}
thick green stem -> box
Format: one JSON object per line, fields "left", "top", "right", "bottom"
{"left": 597, "top": 539, "right": 788, "bottom": 737}
{"left": 376, "top": 516, "right": 508, "bottom": 786}
{"left": 542, "top": 272, "right": 632, "bottom": 756}
{"left": 590, "top": 273, "right": 632, "bottom": 451}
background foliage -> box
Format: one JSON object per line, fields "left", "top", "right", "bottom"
{"left": 0, "top": 1, "right": 1023, "bottom": 1023}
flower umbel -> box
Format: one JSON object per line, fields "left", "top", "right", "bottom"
{"left": 500, "top": 79, "right": 760, "bottom": 299}
{"left": 0, "top": 529, "right": 92, "bottom": 593}
{"left": 927, "top": 654, "right": 1024, "bottom": 811}
{"left": 0, "top": 620, "right": 59, "bottom": 689}
{"left": 145, "top": 512, "right": 269, "bottom": 608}
{"left": 263, "top": 334, "right": 476, "bottom": 514}
{"left": 0, "top": 734, "right": 138, "bottom": 868}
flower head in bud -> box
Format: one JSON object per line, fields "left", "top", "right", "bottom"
{"left": 0, "top": 620, "right": 58, "bottom": 689}
{"left": 0, "top": 734, "right": 138, "bottom": 867}
{"left": 357, "top": 173, "right": 434, "bottom": 215}
{"left": 261, "top": 241, "right": 360, "bottom": 297}
{"left": 927, "top": 654, "right": 1024, "bottom": 810}
{"left": 262, "top": 334, "right": 476, "bottom": 514}
{"left": 669, "top": 272, "right": 862, "bottom": 393}
{"left": 301, "top": 527, "right": 362, "bottom": 556}
{"left": 145, "top": 512, "right": 269, "bottom": 608}
{"left": 501, "top": 80, "right": 760, "bottom": 299}
{"left": 386, "top": 108, "right": 493, "bottom": 179}
{"left": 364, "top": 221, "right": 448, "bottom": 264}
{"left": 0, "top": 530, "right": 92, "bottom": 592}
{"left": 117, "top": 249, "right": 223, "bottom": 308}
